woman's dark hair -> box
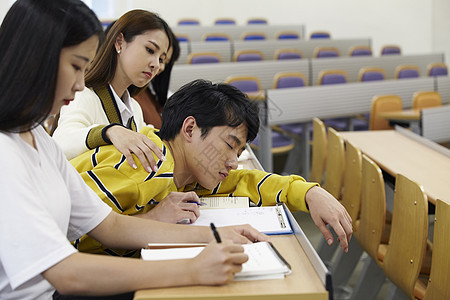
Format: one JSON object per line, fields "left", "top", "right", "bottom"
{"left": 85, "top": 10, "right": 172, "bottom": 97}
{"left": 0, "top": 0, "right": 103, "bottom": 132}
{"left": 151, "top": 25, "right": 180, "bottom": 107}
{"left": 159, "top": 79, "right": 260, "bottom": 143}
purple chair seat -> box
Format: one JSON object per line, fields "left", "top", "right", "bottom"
{"left": 236, "top": 54, "right": 263, "bottom": 62}
{"left": 429, "top": 67, "right": 448, "bottom": 76}
{"left": 251, "top": 131, "right": 293, "bottom": 148}
{"left": 277, "top": 52, "right": 302, "bottom": 60}
{"left": 321, "top": 74, "right": 347, "bottom": 85}
{"left": 397, "top": 69, "right": 419, "bottom": 79}
{"left": 190, "top": 56, "right": 220, "bottom": 64}
{"left": 316, "top": 51, "right": 338, "bottom": 58}
{"left": 361, "top": 72, "right": 384, "bottom": 81}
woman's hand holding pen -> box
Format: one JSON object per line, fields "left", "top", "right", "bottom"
{"left": 106, "top": 125, "right": 165, "bottom": 173}
{"left": 141, "top": 192, "right": 201, "bottom": 223}
{"left": 190, "top": 240, "right": 248, "bottom": 285}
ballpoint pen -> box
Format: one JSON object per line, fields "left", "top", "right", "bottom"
{"left": 210, "top": 223, "right": 222, "bottom": 243}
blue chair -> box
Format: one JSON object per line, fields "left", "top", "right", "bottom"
{"left": 203, "top": 33, "right": 231, "bottom": 42}
{"left": 319, "top": 70, "right": 350, "bottom": 130}
{"left": 241, "top": 32, "right": 266, "bottom": 41}
{"left": 233, "top": 50, "right": 264, "bottom": 62}
{"left": 274, "top": 48, "right": 302, "bottom": 60}
{"left": 187, "top": 52, "right": 221, "bottom": 64}
{"left": 177, "top": 18, "right": 200, "bottom": 25}
{"left": 224, "top": 76, "right": 261, "bottom": 93}
{"left": 349, "top": 45, "right": 372, "bottom": 57}
{"left": 381, "top": 45, "right": 401, "bottom": 55}
{"left": 276, "top": 31, "right": 300, "bottom": 40}
{"left": 427, "top": 63, "right": 448, "bottom": 77}
{"left": 358, "top": 67, "right": 386, "bottom": 82}
{"left": 310, "top": 31, "right": 331, "bottom": 39}
{"left": 214, "top": 18, "right": 236, "bottom": 25}
{"left": 247, "top": 18, "right": 268, "bottom": 25}
{"left": 314, "top": 47, "right": 339, "bottom": 58}
{"left": 175, "top": 34, "right": 189, "bottom": 43}
{"left": 395, "top": 65, "right": 420, "bottom": 79}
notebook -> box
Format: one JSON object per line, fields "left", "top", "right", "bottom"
{"left": 141, "top": 241, "right": 291, "bottom": 281}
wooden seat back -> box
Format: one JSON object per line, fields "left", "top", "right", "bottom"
{"left": 309, "top": 117, "right": 327, "bottom": 183}
{"left": 322, "top": 128, "right": 345, "bottom": 199}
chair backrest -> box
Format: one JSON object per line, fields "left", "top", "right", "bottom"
{"left": 274, "top": 48, "right": 303, "bottom": 60}
{"left": 214, "top": 18, "right": 236, "bottom": 25}
{"left": 354, "top": 155, "right": 386, "bottom": 261}
{"left": 358, "top": 67, "right": 386, "bottom": 82}
{"left": 340, "top": 141, "right": 362, "bottom": 228}
{"left": 309, "top": 117, "right": 327, "bottom": 183}
{"left": 322, "top": 128, "right": 345, "bottom": 199}
{"left": 314, "top": 46, "right": 340, "bottom": 58}
{"left": 310, "top": 31, "right": 331, "bottom": 39}
{"left": 203, "top": 33, "right": 231, "bottom": 42}
{"left": 349, "top": 45, "right": 372, "bottom": 57}
{"left": 233, "top": 50, "right": 264, "bottom": 62}
{"left": 318, "top": 70, "right": 348, "bottom": 85}
{"left": 276, "top": 31, "right": 300, "bottom": 40}
{"left": 175, "top": 34, "right": 190, "bottom": 43}
{"left": 273, "top": 72, "right": 307, "bottom": 89}
{"left": 224, "top": 75, "right": 261, "bottom": 93}
{"left": 382, "top": 174, "right": 428, "bottom": 299}
{"left": 369, "top": 95, "right": 403, "bottom": 130}
{"left": 381, "top": 45, "right": 401, "bottom": 55}
{"left": 412, "top": 91, "right": 442, "bottom": 110}
{"left": 241, "top": 32, "right": 267, "bottom": 41}
{"left": 177, "top": 18, "right": 200, "bottom": 25}
{"left": 187, "top": 52, "right": 222, "bottom": 64}
{"left": 395, "top": 64, "right": 420, "bottom": 79}
{"left": 427, "top": 62, "right": 448, "bottom": 77}
{"left": 424, "top": 199, "right": 450, "bottom": 300}
{"left": 247, "top": 18, "right": 268, "bottom": 24}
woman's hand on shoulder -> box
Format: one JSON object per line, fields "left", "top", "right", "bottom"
{"left": 106, "top": 125, "right": 164, "bottom": 172}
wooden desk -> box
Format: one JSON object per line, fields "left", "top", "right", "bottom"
{"left": 134, "top": 234, "right": 328, "bottom": 300}
{"left": 340, "top": 127, "right": 450, "bottom": 205}
{"left": 379, "top": 109, "right": 421, "bottom": 133}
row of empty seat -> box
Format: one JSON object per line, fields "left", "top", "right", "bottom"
{"left": 310, "top": 118, "right": 450, "bottom": 299}
{"left": 177, "top": 17, "right": 270, "bottom": 26}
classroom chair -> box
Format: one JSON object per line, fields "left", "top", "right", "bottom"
{"left": 369, "top": 95, "right": 403, "bottom": 130}
{"left": 241, "top": 32, "right": 267, "bottom": 41}
{"left": 426, "top": 62, "right": 448, "bottom": 77}
{"left": 177, "top": 18, "right": 200, "bottom": 25}
{"left": 395, "top": 64, "right": 421, "bottom": 79}
{"left": 247, "top": 18, "right": 268, "bottom": 24}
{"left": 314, "top": 46, "right": 340, "bottom": 58}
{"left": 187, "top": 52, "right": 222, "bottom": 64}
{"left": 358, "top": 67, "right": 386, "bottom": 82}
{"left": 233, "top": 49, "right": 264, "bottom": 62}
{"left": 214, "top": 18, "right": 236, "bottom": 25}
{"left": 412, "top": 91, "right": 442, "bottom": 110}
{"left": 276, "top": 30, "right": 300, "bottom": 40}
{"left": 317, "top": 128, "right": 346, "bottom": 263}
{"left": 310, "top": 31, "right": 331, "bottom": 39}
{"left": 349, "top": 45, "right": 372, "bottom": 56}
{"left": 380, "top": 45, "right": 401, "bottom": 55}
{"left": 224, "top": 75, "right": 261, "bottom": 93}
{"left": 175, "top": 34, "right": 190, "bottom": 43}
{"left": 274, "top": 48, "right": 303, "bottom": 60}
{"left": 273, "top": 72, "right": 307, "bottom": 89}
{"left": 414, "top": 199, "right": 450, "bottom": 300}
{"left": 309, "top": 117, "right": 327, "bottom": 184}
{"left": 203, "top": 33, "right": 231, "bottom": 42}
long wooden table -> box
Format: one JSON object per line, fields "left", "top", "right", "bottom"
{"left": 340, "top": 127, "right": 450, "bottom": 205}
{"left": 134, "top": 145, "right": 331, "bottom": 300}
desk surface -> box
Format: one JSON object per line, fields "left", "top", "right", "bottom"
{"left": 134, "top": 235, "right": 328, "bottom": 300}
{"left": 340, "top": 129, "right": 450, "bottom": 205}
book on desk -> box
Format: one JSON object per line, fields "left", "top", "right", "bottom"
{"left": 192, "top": 197, "right": 293, "bottom": 235}
{"left": 141, "top": 241, "right": 291, "bottom": 281}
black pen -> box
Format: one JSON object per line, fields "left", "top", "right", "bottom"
{"left": 210, "top": 223, "right": 221, "bottom": 243}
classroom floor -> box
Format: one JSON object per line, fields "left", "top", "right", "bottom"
{"left": 293, "top": 211, "right": 391, "bottom": 300}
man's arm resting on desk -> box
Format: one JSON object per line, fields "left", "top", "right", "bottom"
{"left": 305, "top": 186, "right": 353, "bottom": 253}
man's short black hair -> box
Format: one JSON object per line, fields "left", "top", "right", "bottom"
{"left": 159, "top": 79, "right": 259, "bottom": 143}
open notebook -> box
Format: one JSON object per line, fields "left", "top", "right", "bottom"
{"left": 191, "top": 202, "right": 293, "bottom": 235}
{"left": 141, "top": 241, "right": 291, "bottom": 281}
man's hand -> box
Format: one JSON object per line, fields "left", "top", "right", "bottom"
{"left": 143, "top": 192, "right": 201, "bottom": 223}
{"left": 305, "top": 186, "right": 353, "bottom": 252}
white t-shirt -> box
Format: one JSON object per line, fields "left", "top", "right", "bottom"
{"left": 0, "top": 126, "right": 112, "bottom": 299}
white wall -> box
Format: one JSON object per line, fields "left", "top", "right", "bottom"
{"left": 1, "top": 0, "right": 449, "bottom": 62}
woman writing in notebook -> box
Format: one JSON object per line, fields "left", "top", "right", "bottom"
{"left": 0, "top": 1, "right": 267, "bottom": 299}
